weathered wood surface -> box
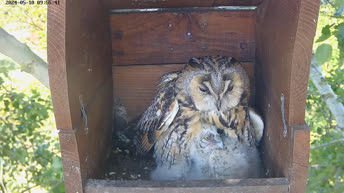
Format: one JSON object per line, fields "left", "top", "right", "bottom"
{"left": 289, "top": 125, "right": 310, "bottom": 193}
{"left": 48, "top": 0, "right": 114, "bottom": 192}
{"left": 289, "top": 0, "right": 320, "bottom": 125}
{"left": 85, "top": 178, "right": 289, "bottom": 193}
{"left": 58, "top": 130, "right": 84, "bottom": 192}
{"left": 47, "top": 0, "right": 70, "bottom": 130}
{"left": 110, "top": 11, "right": 256, "bottom": 65}
{"left": 113, "top": 62, "right": 254, "bottom": 121}
{"left": 103, "top": 0, "right": 263, "bottom": 9}
{"left": 256, "top": 0, "right": 319, "bottom": 192}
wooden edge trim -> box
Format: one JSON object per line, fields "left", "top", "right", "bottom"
{"left": 84, "top": 178, "right": 289, "bottom": 193}
{"left": 289, "top": 125, "right": 310, "bottom": 193}
{"left": 109, "top": 6, "right": 257, "bottom": 14}
{"left": 103, "top": 0, "right": 263, "bottom": 9}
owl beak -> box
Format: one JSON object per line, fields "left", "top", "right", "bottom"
{"left": 216, "top": 101, "right": 221, "bottom": 111}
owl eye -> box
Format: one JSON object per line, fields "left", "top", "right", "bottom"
{"left": 199, "top": 87, "right": 209, "bottom": 93}
{"left": 204, "top": 136, "right": 211, "bottom": 141}
{"left": 227, "top": 85, "right": 234, "bottom": 92}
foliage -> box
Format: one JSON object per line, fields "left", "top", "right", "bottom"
{"left": 0, "top": 3, "right": 47, "bottom": 61}
{"left": 0, "top": 3, "right": 65, "bottom": 193}
{"left": 0, "top": 59, "right": 64, "bottom": 192}
{"left": 307, "top": 1, "right": 344, "bottom": 192}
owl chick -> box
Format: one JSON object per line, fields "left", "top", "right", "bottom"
{"left": 151, "top": 125, "right": 223, "bottom": 180}
{"left": 112, "top": 98, "right": 130, "bottom": 144}
{"left": 135, "top": 56, "right": 264, "bottom": 179}
{"left": 187, "top": 125, "right": 224, "bottom": 180}
{"left": 208, "top": 134, "right": 262, "bottom": 179}
{"left": 187, "top": 122, "right": 262, "bottom": 180}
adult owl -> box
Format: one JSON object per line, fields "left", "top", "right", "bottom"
{"left": 135, "top": 56, "right": 264, "bottom": 179}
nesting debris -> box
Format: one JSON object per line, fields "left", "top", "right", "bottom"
{"left": 107, "top": 99, "right": 156, "bottom": 180}
{"left": 103, "top": 124, "right": 156, "bottom": 180}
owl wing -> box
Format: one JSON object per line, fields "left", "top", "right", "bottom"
{"left": 136, "top": 73, "right": 179, "bottom": 153}
{"left": 248, "top": 108, "right": 264, "bottom": 143}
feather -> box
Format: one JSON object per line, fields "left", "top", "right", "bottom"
{"left": 136, "top": 82, "right": 179, "bottom": 153}
{"left": 248, "top": 108, "right": 264, "bottom": 143}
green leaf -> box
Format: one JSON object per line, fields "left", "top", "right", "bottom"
{"left": 337, "top": 23, "right": 344, "bottom": 42}
{"left": 4, "top": 99, "right": 10, "bottom": 111}
{"left": 316, "top": 25, "right": 332, "bottom": 43}
{"left": 335, "top": 0, "right": 344, "bottom": 7}
{"left": 52, "top": 157, "right": 62, "bottom": 169}
{"left": 0, "top": 76, "right": 4, "bottom": 85}
{"left": 315, "top": 44, "right": 333, "bottom": 65}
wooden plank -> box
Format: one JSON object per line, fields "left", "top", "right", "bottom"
{"left": 85, "top": 178, "right": 289, "bottom": 193}
{"left": 258, "top": 86, "right": 291, "bottom": 178}
{"left": 104, "top": 0, "right": 263, "bottom": 9}
{"left": 110, "top": 11, "right": 256, "bottom": 65}
{"left": 47, "top": 0, "right": 72, "bottom": 130}
{"left": 289, "top": 125, "right": 310, "bottom": 193}
{"left": 288, "top": 0, "right": 320, "bottom": 125}
{"left": 113, "top": 62, "right": 254, "bottom": 121}
{"left": 256, "top": 0, "right": 297, "bottom": 180}
{"left": 255, "top": 0, "right": 318, "bottom": 192}
{"left": 58, "top": 130, "right": 83, "bottom": 192}
{"left": 48, "top": 0, "right": 114, "bottom": 192}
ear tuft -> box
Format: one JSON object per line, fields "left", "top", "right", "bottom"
{"left": 188, "top": 57, "right": 203, "bottom": 69}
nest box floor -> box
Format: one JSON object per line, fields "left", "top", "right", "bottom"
{"left": 103, "top": 134, "right": 156, "bottom": 180}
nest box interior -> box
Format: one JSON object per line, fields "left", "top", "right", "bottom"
{"left": 47, "top": 0, "right": 320, "bottom": 192}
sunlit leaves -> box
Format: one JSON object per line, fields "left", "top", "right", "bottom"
{"left": 0, "top": 5, "right": 47, "bottom": 61}
{"left": 316, "top": 44, "right": 333, "bottom": 65}
{"left": 335, "top": 0, "right": 344, "bottom": 7}
{"left": 316, "top": 24, "right": 332, "bottom": 43}
{"left": 0, "top": 60, "right": 64, "bottom": 192}
{"left": 307, "top": 2, "right": 344, "bottom": 192}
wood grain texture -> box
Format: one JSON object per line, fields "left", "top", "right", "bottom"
{"left": 47, "top": 1, "right": 72, "bottom": 130}
{"left": 58, "top": 130, "right": 83, "bottom": 192}
{"left": 113, "top": 62, "right": 254, "bottom": 121}
{"left": 289, "top": 125, "right": 310, "bottom": 193}
{"left": 48, "top": 0, "right": 114, "bottom": 192}
{"left": 103, "top": 0, "right": 263, "bottom": 9}
{"left": 288, "top": 0, "right": 320, "bottom": 125}
{"left": 256, "top": 0, "right": 319, "bottom": 192}
{"left": 85, "top": 178, "right": 289, "bottom": 193}
{"left": 110, "top": 11, "right": 256, "bottom": 65}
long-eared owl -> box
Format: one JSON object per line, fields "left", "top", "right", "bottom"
{"left": 135, "top": 56, "right": 264, "bottom": 180}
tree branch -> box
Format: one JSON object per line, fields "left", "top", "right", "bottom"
{"left": 311, "top": 138, "right": 344, "bottom": 150}
{"left": 310, "top": 56, "right": 344, "bottom": 131}
{"left": 0, "top": 27, "right": 49, "bottom": 88}
{"left": 0, "top": 159, "right": 8, "bottom": 193}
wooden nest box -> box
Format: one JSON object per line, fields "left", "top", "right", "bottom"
{"left": 47, "top": 0, "right": 320, "bottom": 192}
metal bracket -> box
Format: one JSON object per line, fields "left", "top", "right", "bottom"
{"left": 79, "top": 95, "right": 88, "bottom": 134}
{"left": 281, "top": 93, "right": 287, "bottom": 138}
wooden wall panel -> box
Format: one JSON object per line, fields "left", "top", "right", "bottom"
{"left": 256, "top": 0, "right": 319, "bottom": 192}
{"left": 110, "top": 11, "right": 256, "bottom": 65}
{"left": 48, "top": 0, "right": 114, "bottom": 192}
{"left": 113, "top": 62, "right": 254, "bottom": 121}
{"left": 103, "top": 0, "right": 263, "bottom": 9}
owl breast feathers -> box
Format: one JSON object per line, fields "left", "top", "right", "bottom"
{"left": 135, "top": 56, "right": 264, "bottom": 176}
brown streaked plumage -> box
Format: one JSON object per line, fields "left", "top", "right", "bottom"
{"left": 135, "top": 56, "right": 264, "bottom": 180}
